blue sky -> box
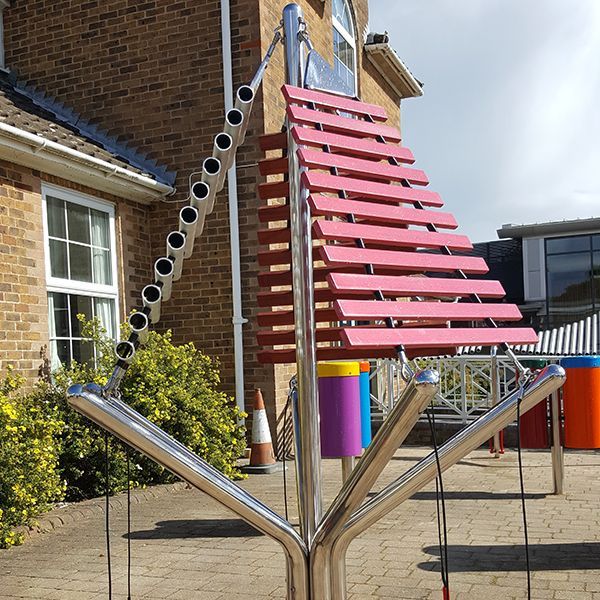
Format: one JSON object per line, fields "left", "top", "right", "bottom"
{"left": 369, "top": 0, "right": 600, "bottom": 242}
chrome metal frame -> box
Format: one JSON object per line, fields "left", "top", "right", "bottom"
{"left": 65, "top": 6, "right": 567, "bottom": 599}
{"left": 328, "top": 364, "right": 565, "bottom": 599}
{"left": 67, "top": 383, "right": 309, "bottom": 600}
{"left": 283, "top": 2, "right": 323, "bottom": 547}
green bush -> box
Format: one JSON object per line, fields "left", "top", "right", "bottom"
{"left": 0, "top": 317, "right": 246, "bottom": 546}
{"left": 0, "top": 368, "right": 64, "bottom": 548}
{"left": 44, "top": 317, "right": 247, "bottom": 500}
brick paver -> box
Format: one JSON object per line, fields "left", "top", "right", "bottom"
{"left": 1, "top": 447, "right": 600, "bottom": 599}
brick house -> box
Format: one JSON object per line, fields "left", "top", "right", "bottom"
{"left": 0, "top": 0, "right": 421, "bottom": 429}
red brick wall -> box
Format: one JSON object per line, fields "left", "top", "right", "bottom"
{"left": 0, "top": 162, "right": 48, "bottom": 380}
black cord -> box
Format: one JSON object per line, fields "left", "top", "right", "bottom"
{"left": 516, "top": 394, "right": 532, "bottom": 599}
{"left": 104, "top": 432, "right": 113, "bottom": 600}
{"left": 282, "top": 393, "right": 291, "bottom": 521}
{"left": 427, "top": 408, "right": 450, "bottom": 595}
{"left": 126, "top": 448, "right": 132, "bottom": 600}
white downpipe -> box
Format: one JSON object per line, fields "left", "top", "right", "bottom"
{"left": 221, "top": 0, "right": 247, "bottom": 423}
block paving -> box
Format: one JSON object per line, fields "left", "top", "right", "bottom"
{"left": 1, "top": 447, "right": 600, "bottom": 599}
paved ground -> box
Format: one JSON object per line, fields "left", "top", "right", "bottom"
{"left": 1, "top": 447, "right": 600, "bottom": 599}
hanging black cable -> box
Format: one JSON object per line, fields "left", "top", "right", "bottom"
{"left": 516, "top": 392, "right": 532, "bottom": 599}
{"left": 104, "top": 432, "right": 113, "bottom": 600}
{"left": 126, "top": 447, "right": 132, "bottom": 600}
{"left": 427, "top": 407, "right": 450, "bottom": 598}
{"left": 282, "top": 393, "right": 291, "bottom": 521}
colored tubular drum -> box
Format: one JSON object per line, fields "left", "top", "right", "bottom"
{"left": 359, "top": 361, "right": 372, "bottom": 448}
{"left": 560, "top": 356, "right": 600, "bottom": 449}
{"left": 519, "top": 359, "right": 550, "bottom": 449}
{"left": 318, "top": 362, "right": 362, "bottom": 458}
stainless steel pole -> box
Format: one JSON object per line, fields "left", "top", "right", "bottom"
{"left": 311, "top": 370, "right": 439, "bottom": 600}
{"left": 283, "top": 2, "right": 323, "bottom": 546}
{"left": 67, "top": 383, "right": 309, "bottom": 600}
{"left": 328, "top": 364, "right": 566, "bottom": 599}
{"left": 340, "top": 457, "right": 354, "bottom": 483}
{"left": 550, "top": 389, "right": 564, "bottom": 495}
{"left": 491, "top": 347, "right": 501, "bottom": 458}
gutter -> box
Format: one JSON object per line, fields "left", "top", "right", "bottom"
{"left": 0, "top": 122, "right": 174, "bottom": 202}
{"left": 221, "top": 0, "right": 247, "bottom": 422}
{"left": 364, "top": 42, "right": 423, "bottom": 99}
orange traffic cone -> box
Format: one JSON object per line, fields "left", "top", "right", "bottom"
{"left": 243, "top": 388, "right": 282, "bottom": 474}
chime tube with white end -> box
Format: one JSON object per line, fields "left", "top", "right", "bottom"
{"left": 166, "top": 231, "right": 186, "bottom": 282}
{"left": 224, "top": 108, "right": 244, "bottom": 164}
{"left": 142, "top": 284, "right": 161, "bottom": 324}
{"left": 179, "top": 205, "right": 199, "bottom": 258}
{"left": 234, "top": 85, "right": 255, "bottom": 145}
{"left": 212, "top": 132, "right": 234, "bottom": 192}
{"left": 104, "top": 340, "right": 136, "bottom": 395}
{"left": 189, "top": 181, "right": 210, "bottom": 237}
{"left": 154, "top": 257, "right": 174, "bottom": 302}
{"left": 128, "top": 311, "right": 150, "bottom": 346}
{"left": 200, "top": 157, "right": 221, "bottom": 214}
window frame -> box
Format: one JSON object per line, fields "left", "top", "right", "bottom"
{"left": 543, "top": 232, "right": 600, "bottom": 327}
{"left": 42, "top": 184, "right": 120, "bottom": 365}
{"left": 42, "top": 183, "right": 119, "bottom": 299}
{"left": 332, "top": 0, "right": 358, "bottom": 96}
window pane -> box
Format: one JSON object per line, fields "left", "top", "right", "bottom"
{"left": 94, "top": 297, "right": 116, "bottom": 339}
{"left": 547, "top": 253, "right": 592, "bottom": 324}
{"left": 49, "top": 239, "right": 68, "bottom": 279}
{"left": 333, "top": 30, "right": 355, "bottom": 94}
{"left": 546, "top": 235, "right": 590, "bottom": 254}
{"left": 69, "top": 243, "right": 92, "bottom": 282}
{"left": 47, "top": 196, "right": 66, "bottom": 239}
{"left": 91, "top": 209, "right": 110, "bottom": 248}
{"left": 67, "top": 202, "right": 90, "bottom": 244}
{"left": 593, "top": 235, "right": 600, "bottom": 251}
{"left": 594, "top": 251, "right": 600, "bottom": 305}
{"left": 92, "top": 249, "right": 112, "bottom": 285}
{"left": 54, "top": 339, "right": 71, "bottom": 366}
{"left": 48, "top": 292, "right": 69, "bottom": 338}
{"left": 333, "top": 0, "right": 352, "bottom": 32}
{"left": 71, "top": 339, "right": 94, "bottom": 365}
{"left": 69, "top": 294, "right": 93, "bottom": 338}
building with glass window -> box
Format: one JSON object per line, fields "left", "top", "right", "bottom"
{"left": 494, "top": 218, "right": 600, "bottom": 331}
{"left": 0, "top": 1, "right": 422, "bottom": 424}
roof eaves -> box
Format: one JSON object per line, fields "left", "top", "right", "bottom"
{"left": 364, "top": 38, "right": 423, "bottom": 100}
{"left": 0, "top": 121, "right": 174, "bottom": 203}
{"left": 10, "top": 73, "right": 176, "bottom": 187}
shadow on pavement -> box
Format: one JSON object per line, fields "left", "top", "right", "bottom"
{"left": 419, "top": 542, "right": 600, "bottom": 572}
{"left": 410, "top": 491, "right": 547, "bottom": 501}
{"left": 126, "top": 518, "right": 263, "bottom": 540}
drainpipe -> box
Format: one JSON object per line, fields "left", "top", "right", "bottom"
{"left": 221, "top": 0, "right": 247, "bottom": 422}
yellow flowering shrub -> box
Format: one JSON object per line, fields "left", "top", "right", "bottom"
{"left": 39, "top": 317, "right": 247, "bottom": 501}
{"left": 0, "top": 367, "right": 64, "bottom": 548}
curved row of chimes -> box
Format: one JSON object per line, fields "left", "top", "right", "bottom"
{"left": 255, "top": 85, "right": 537, "bottom": 364}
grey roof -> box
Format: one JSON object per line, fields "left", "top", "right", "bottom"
{"left": 458, "top": 313, "right": 600, "bottom": 358}
{"left": 0, "top": 71, "right": 176, "bottom": 186}
{"left": 498, "top": 217, "right": 600, "bottom": 240}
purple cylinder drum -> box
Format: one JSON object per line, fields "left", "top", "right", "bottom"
{"left": 318, "top": 364, "right": 362, "bottom": 458}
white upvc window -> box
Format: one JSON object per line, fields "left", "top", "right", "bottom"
{"left": 332, "top": 0, "right": 357, "bottom": 96}
{"left": 42, "top": 184, "right": 119, "bottom": 369}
